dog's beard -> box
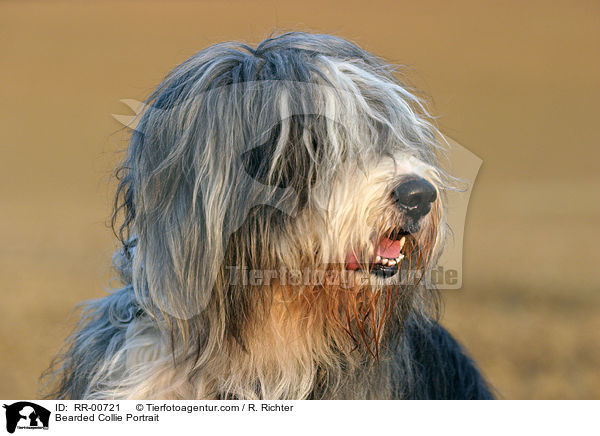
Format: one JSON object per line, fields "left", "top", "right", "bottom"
{"left": 252, "top": 199, "right": 440, "bottom": 360}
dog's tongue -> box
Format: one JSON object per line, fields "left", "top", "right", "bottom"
{"left": 376, "top": 237, "right": 402, "bottom": 259}
{"left": 345, "top": 237, "right": 402, "bottom": 270}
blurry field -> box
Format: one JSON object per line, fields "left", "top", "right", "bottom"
{"left": 1, "top": 0, "right": 598, "bottom": 399}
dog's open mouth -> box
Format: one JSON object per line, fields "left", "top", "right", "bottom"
{"left": 345, "top": 230, "right": 413, "bottom": 277}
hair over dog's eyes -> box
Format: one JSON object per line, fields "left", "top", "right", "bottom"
{"left": 241, "top": 115, "right": 321, "bottom": 190}
{"left": 241, "top": 139, "right": 288, "bottom": 188}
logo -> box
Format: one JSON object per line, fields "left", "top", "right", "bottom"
{"left": 2, "top": 402, "right": 50, "bottom": 433}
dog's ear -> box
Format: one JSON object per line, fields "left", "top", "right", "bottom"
{"left": 131, "top": 159, "right": 226, "bottom": 320}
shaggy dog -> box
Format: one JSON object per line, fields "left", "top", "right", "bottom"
{"left": 46, "top": 32, "right": 492, "bottom": 399}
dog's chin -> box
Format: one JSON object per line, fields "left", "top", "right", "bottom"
{"left": 345, "top": 227, "right": 417, "bottom": 278}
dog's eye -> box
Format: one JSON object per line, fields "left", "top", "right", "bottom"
{"left": 241, "top": 123, "right": 291, "bottom": 188}
{"left": 241, "top": 116, "right": 321, "bottom": 189}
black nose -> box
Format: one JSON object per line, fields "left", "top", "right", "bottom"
{"left": 392, "top": 177, "right": 437, "bottom": 219}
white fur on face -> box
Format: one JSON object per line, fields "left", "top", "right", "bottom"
{"left": 285, "top": 153, "right": 443, "bottom": 277}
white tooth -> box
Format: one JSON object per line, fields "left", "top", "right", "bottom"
{"left": 388, "top": 259, "right": 396, "bottom": 266}
{"left": 399, "top": 236, "right": 406, "bottom": 249}
{"left": 375, "top": 256, "right": 382, "bottom": 263}
{"left": 381, "top": 258, "right": 389, "bottom": 265}
{"left": 397, "top": 254, "right": 405, "bottom": 261}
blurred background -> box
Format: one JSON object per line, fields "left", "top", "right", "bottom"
{"left": 1, "top": 0, "right": 598, "bottom": 399}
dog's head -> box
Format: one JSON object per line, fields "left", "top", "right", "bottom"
{"left": 113, "top": 33, "right": 449, "bottom": 347}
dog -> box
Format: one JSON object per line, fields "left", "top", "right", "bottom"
{"left": 45, "top": 32, "right": 493, "bottom": 399}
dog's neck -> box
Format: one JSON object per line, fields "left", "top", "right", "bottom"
{"left": 196, "top": 286, "right": 396, "bottom": 399}
{"left": 113, "top": 284, "right": 402, "bottom": 400}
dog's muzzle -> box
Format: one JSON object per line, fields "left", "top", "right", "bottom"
{"left": 345, "top": 176, "right": 437, "bottom": 277}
